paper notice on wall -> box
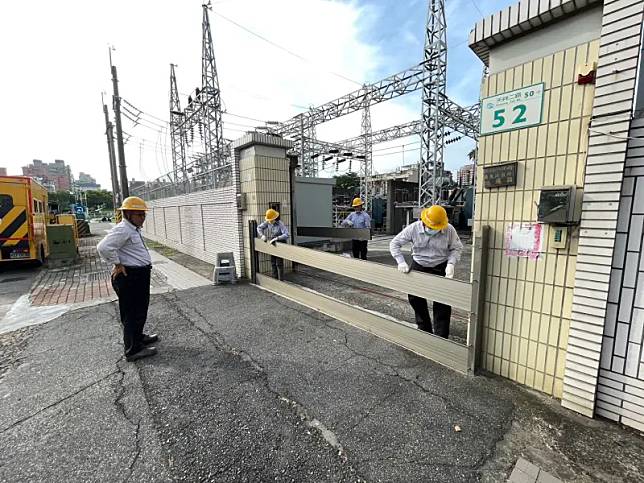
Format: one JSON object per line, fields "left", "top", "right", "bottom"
{"left": 504, "top": 223, "right": 542, "bottom": 260}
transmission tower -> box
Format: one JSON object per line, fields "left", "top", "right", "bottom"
{"left": 170, "top": 3, "right": 226, "bottom": 190}
{"left": 169, "top": 64, "right": 187, "bottom": 187}
{"left": 360, "top": 91, "right": 372, "bottom": 210}
{"left": 418, "top": 0, "right": 447, "bottom": 207}
{"left": 200, "top": 2, "right": 225, "bottom": 185}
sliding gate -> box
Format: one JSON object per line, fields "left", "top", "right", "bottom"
{"left": 249, "top": 222, "right": 488, "bottom": 374}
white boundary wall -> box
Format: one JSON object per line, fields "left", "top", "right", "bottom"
{"left": 142, "top": 186, "right": 244, "bottom": 278}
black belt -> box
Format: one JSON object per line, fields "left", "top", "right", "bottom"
{"left": 123, "top": 264, "right": 152, "bottom": 271}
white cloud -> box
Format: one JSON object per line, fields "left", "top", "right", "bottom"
{"left": 0, "top": 0, "right": 479, "bottom": 190}
{"left": 0, "top": 0, "right": 385, "bottom": 187}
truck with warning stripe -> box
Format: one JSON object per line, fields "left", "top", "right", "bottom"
{"left": 0, "top": 176, "right": 49, "bottom": 264}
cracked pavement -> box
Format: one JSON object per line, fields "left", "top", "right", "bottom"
{"left": 1, "top": 283, "right": 643, "bottom": 482}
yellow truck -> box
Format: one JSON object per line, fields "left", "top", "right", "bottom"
{"left": 0, "top": 176, "right": 49, "bottom": 264}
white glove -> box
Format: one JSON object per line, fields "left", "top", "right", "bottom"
{"left": 261, "top": 235, "right": 267, "bottom": 242}
{"left": 397, "top": 262, "right": 409, "bottom": 273}
{"left": 269, "top": 237, "right": 278, "bottom": 245}
{"left": 346, "top": 220, "right": 354, "bottom": 227}
{"left": 445, "top": 263, "right": 455, "bottom": 279}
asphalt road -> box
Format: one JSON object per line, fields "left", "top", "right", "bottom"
{"left": 1, "top": 283, "right": 643, "bottom": 482}
{"left": 0, "top": 264, "right": 40, "bottom": 321}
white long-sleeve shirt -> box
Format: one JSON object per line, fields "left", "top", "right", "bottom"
{"left": 389, "top": 221, "right": 462, "bottom": 268}
{"left": 97, "top": 219, "right": 152, "bottom": 267}
{"left": 341, "top": 211, "right": 371, "bottom": 229}
{"left": 257, "top": 220, "right": 289, "bottom": 242}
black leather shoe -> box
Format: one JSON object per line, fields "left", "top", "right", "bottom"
{"left": 126, "top": 346, "right": 157, "bottom": 362}
{"left": 142, "top": 333, "right": 159, "bottom": 345}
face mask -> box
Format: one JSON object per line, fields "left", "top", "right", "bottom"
{"left": 424, "top": 227, "right": 441, "bottom": 237}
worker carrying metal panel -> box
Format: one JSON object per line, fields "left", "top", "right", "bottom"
{"left": 257, "top": 208, "right": 289, "bottom": 280}
{"left": 97, "top": 196, "right": 158, "bottom": 362}
{"left": 340, "top": 197, "right": 371, "bottom": 260}
{"left": 389, "top": 205, "right": 463, "bottom": 338}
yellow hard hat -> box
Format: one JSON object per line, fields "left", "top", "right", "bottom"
{"left": 420, "top": 205, "right": 448, "bottom": 231}
{"left": 265, "top": 208, "right": 279, "bottom": 222}
{"left": 351, "top": 198, "right": 364, "bottom": 207}
{"left": 119, "top": 196, "right": 148, "bottom": 211}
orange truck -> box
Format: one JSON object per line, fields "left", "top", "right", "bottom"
{"left": 0, "top": 176, "right": 49, "bottom": 264}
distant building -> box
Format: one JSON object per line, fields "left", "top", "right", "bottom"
{"left": 0, "top": 167, "right": 7, "bottom": 176}
{"left": 22, "top": 159, "right": 72, "bottom": 191}
{"left": 74, "top": 172, "right": 101, "bottom": 191}
{"left": 129, "top": 179, "right": 146, "bottom": 194}
{"left": 457, "top": 164, "right": 475, "bottom": 187}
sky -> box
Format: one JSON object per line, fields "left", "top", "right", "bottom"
{"left": 0, "top": 0, "right": 515, "bottom": 190}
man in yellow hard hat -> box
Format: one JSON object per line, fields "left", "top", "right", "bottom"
{"left": 97, "top": 196, "right": 158, "bottom": 362}
{"left": 257, "top": 208, "right": 289, "bottom": 280}
{"left": 389, "top": 205, "right": 463, "bottom": 338}
{"left": 341, "top": 197, "right": 371, "bottom": 260}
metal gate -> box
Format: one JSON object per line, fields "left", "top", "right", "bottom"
{"left": 249, "top": 222, "right": 488, "bottom": 374}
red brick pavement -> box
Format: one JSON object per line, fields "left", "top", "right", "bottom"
{"left": 30, "top": 237, "right": 114, "bottom": 306}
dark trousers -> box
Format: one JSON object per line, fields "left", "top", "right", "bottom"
{"left": 270, "top": 255, "right": 284, "bottom": 280}
{"left": 111, "top": 265, "right": 151, "bottom": 355}
{"left": 407, "top": 260, "right": 451, "bottom": 338}
{"left": 351, "top": 239, "right": 368, "bottom": 260}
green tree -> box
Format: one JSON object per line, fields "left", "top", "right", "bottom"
{"left": 468, "top": 148, "right": 478, "bottom": 162}
{"left": 334, "top": 172, "right": 360, "bottom": 191}
{"left": 48, "top": 191, "right": 74, "bottom": 210}
{"left": 85, "top": 190, "right": 113, "bottom": 210}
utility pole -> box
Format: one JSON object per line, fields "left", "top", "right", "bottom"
{"left": 111, "top": 62, "right": 130, "bottom": 198}
{"left": 102, "top": 96, "right": 121, "bottom": 209}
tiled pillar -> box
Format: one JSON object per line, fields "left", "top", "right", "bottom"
{"left": 232, "top": 133, "right": 294, "bottom": 279}
{"left": 562, "top": 0, "right": 644, "bottom": 418}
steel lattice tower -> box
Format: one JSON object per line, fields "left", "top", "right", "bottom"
{"left": 169, "top": 64, "right": 187, "bottom": 186}
{"left": 200, "top": 2, "right": 225, "bottom": 185}
{"left": 360, "top": 91, "right": 372, "bottom": 210}
{"left": 298, "top": 112, "right": 319, "bottom": 178}
{"left": 419, "top": 0, "right": 447, "bottom": 207}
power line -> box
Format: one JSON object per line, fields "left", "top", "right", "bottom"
{"left": 121, "top": 110, "right": 168, "bottom": 133}
{"left": 224, "top": 120, "right": 259, "bottom": 129}
{"left": 468, "top": 0, "right": 485, "bottom": 19}
{"left": 223, "top": 111, "right": 267, "bottom": 123}
{"left": 211, "top": 9, "right": 363, "bottom": 87}
{"left": 372, "top": 147, "right": 420, "bottom": 157}
{"left": 372, "top": 141, "right": 420, "bottom": 153}
{"left": 121, "top": 98, "right": 169, "bottom": 125}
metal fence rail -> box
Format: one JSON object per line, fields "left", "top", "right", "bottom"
{"left": 131, "top": 164, "right": 233, "bottom": 202}
{"left": 249, "top": 220, "right": 488, "bottom": 374}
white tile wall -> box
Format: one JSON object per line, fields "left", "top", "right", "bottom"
{"left": 563, "top": 0, "right": 644, "bottom": 419}
{"left": 141, "top": 184, "right": 244, "bottom": 278}
{"left": 596, "top": 118, "right": 644, "bottom": 431}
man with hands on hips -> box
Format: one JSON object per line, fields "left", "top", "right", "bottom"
{"left": 389, "top": 205, "right": 463, "bottom": 338}
{"left": 97, "top": 196, "right": 158, "bottom": 362}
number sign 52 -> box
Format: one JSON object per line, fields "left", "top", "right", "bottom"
{"left": 481, "top": 83, "right": 544, "bottom": 136}
{"left": 492, "top": 104, "right": 527, "bottom": 128}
